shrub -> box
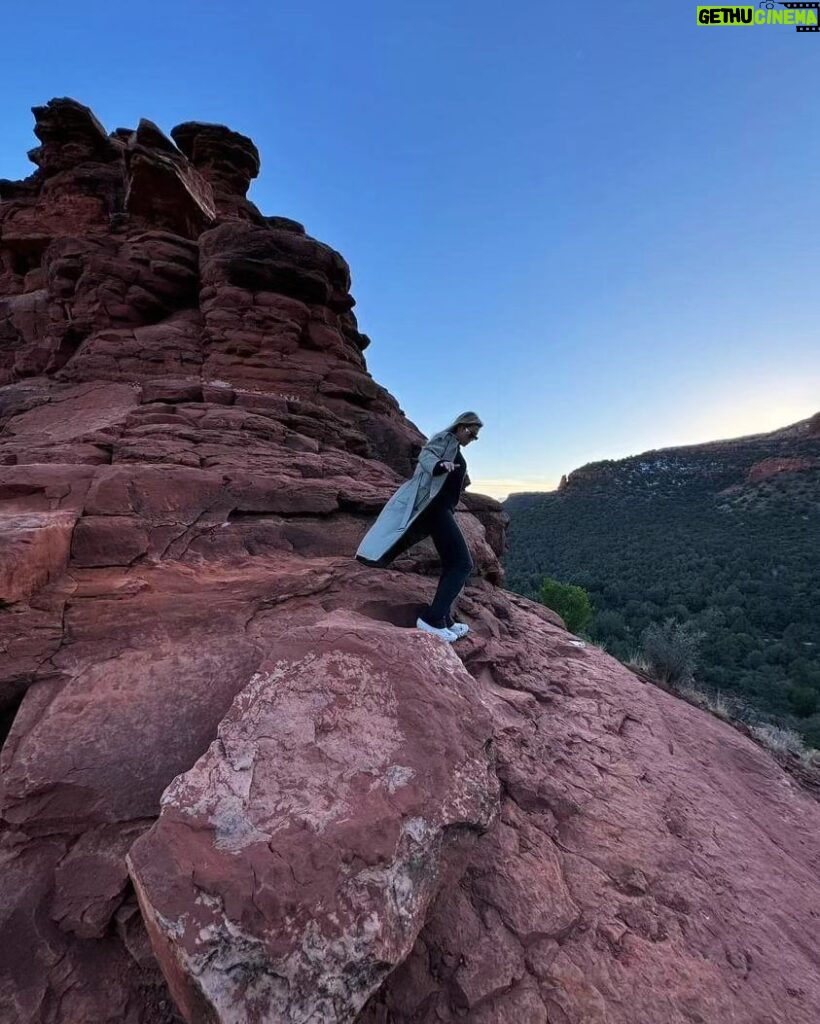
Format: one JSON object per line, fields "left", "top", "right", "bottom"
{"left": 750, "top": 724, "right": 808, "bottom": 760}
{"left": 676, "top": 684, "right": 744, "bottom": 722}
{"left": 591, "top": 609, "right": 629, "bottom": 641}
{"left": 625, "top": 648, "right": 652, "bottom": 676}
{"left": 799, "top": 719, "right": 820, "bottom": 751}
{"left": 538, "top": 577, "right": 593, "bottom": 635}
{"left": 787, "top": 685, "right": 819, "bottom": 718}
{"left": 640, "top": 618, "right": 704, "bottom": 687}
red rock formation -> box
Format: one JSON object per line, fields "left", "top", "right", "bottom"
{"left": 747, "top": 456, "right": 819, "bottom": 484}
{"left": 1, "top": 98, "right": 819, "bottom": 1024}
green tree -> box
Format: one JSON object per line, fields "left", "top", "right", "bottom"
{"left": 592, "top": 609, "right": 629, "bottom": 641}
{"left": 539, "top": 577, "right": 593, "bottom": 634}
{"left": 787, "top": 686, "right": 819, "bottom": 718}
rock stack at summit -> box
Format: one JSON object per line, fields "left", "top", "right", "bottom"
{"left": 1, "top": 99, "right": 819, "bottom": 1024}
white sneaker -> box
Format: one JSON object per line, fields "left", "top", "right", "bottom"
{"left": 416, "top": 618, "right": 457, "bottom": 643}
{"left": 447, "top": 622, "right": 470, "bottom": 638}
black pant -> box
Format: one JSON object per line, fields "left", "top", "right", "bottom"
{"left": 394, "top": 502, "right": 473, "bottom": 627}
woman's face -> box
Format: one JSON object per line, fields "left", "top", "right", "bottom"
{"left": 457, "top": 423, "right": 481, "bottom": 445}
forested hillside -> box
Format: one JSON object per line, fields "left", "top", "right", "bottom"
{"left": 503, "top": 416, "right": 820, "bottom": 745}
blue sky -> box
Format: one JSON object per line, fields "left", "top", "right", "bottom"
{"left": 2, "top": 1, "right": 819, "bottom": 498}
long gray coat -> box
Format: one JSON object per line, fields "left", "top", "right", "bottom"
{"left": 356, "top": 430, "right": 464, "bottom": 567}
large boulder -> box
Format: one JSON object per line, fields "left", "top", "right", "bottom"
{"left": 128, "top": 613, "right": 498, "bottom": 1023}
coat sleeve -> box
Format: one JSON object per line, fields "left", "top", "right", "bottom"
{"left": 417, "top": 433, "right": 452, "bottom": 475}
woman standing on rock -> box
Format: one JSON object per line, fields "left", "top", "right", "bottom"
{"left": 356, "top": 412, "right": 483, "bottom": 643}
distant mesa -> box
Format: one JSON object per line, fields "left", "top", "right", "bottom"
{"left": 506, "top": 413, "right": 820, "bottom": 499}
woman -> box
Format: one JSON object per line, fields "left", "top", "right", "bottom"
{"left": 356, "top": 412, "right": 483, "bottom": 642}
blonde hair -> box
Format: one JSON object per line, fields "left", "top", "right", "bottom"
{"left": 446, "top": 411, "right": 483, "bottom": 433}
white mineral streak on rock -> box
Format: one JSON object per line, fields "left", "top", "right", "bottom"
{"left": 384, "top": 765, "right": 415, "bottom": 793}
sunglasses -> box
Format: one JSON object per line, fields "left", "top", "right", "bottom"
{"left": 463, "top": 426, "right": 480, "bottom": 440}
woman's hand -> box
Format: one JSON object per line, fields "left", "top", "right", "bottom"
{"left": 440, "top": 461, "right": 457, "bottom": 472}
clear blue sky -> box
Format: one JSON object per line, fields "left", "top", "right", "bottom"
{"left": 2, "top": 1, "right": 819, "bottom": 498}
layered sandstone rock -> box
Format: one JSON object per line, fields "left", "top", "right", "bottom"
{"left": 1, "top": 98, "right": 819, "bottom": 1024}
